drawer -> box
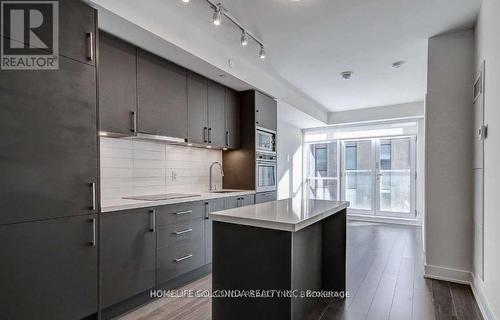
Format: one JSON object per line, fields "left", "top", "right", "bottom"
{"left": 156, "top": 201, "right": 204, "bottom": 226}
{"left": 157, "top": 240, "right": 204, "bottom": 284}
{"left": 255, "top": 191, "right": 277, "bottom": 204}
{"left": 157, "top": 219, "right": 204, "bottom": 250}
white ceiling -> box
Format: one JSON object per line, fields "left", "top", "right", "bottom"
{"left": 90, "top": 0, "right": 480, "bottom": 117}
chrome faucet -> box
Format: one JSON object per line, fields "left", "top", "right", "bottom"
{"left": 209, "top": 161, "right": 224, "bottom": 191}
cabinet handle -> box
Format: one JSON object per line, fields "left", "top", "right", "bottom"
{"left": 149, "top": 209, "right": 156, "bottom": 232}
{"left": 174, "top": 210, "right": 192, "bottom": 215}
{"left": 174, "top": 254, "right": 193, "bottom": 262}
{"left": 205, "top": 202, "right": 210, "bottom": 220}
{"left": 86, "top": 32, "right": 94, "bottom": 61}
{"left": 90, "top": 183, "right": 96, "bottom": 211}
{"left": 131, "top": 111, "right": 137, "bottom": 133}
{"left": 208, "top": 128, "right": 212, "bottom": 143}
{"left": 204, "top": 127, "right": 208, "bottom": 143}
{"left": 174, "top": 228, "right": 193, "bottom": 235}
{"left": 225, "top": 131, "right": 229, "bottom": 146}
{"left": 89, "top": 218, "right": 96, "bottom": 246}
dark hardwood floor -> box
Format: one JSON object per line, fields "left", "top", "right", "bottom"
{"left": 120, "top": 221, "right": 483, "bottom": 320}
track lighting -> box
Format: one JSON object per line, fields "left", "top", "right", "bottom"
{"left": 259, "top": 45, "right": 266, "bottom": 59}
{"left": 213, "top": 4, "right": 222, "bottom": 26}
{"left": 240, "top": 30, "right": 248, "bottom": 46}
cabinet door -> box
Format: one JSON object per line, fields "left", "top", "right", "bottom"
{"left": 99, "top": 32, "right": 137, "bottom": 135}
{"left": 188, "top": 72, "right": 208, "bottom": 144}
{"left": 255, "top": 191, "right": 277, "bottom": 204}
{"left": 137, "top": 49, "right": 188, "bottom": 138}
{"left": 208, "top": 80, "right": 226, "bottom": 147}
{"left": 205, "top": 199, "right": 225, "bottom": 264}
{"left": 0, "top": 56, "right": 98, "bottom": 225}
{"left": 255, "top": 91, "right": 277, "bottom": 131}
{"left": 0, "top": 214, "right": 98, "bottom": 320}
{"left": 101, "top": 209, "right": 156, "bottom": 308}
{"left": 241, "top": 194, "right": 255, "bottom": 207}
{"left": 224, "top": 196, "right": 240, "bottom": 209}
{"left": 225, "top": 88, "right": 240, "bottom": 149}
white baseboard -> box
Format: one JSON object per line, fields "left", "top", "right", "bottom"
{"left": 471, "top": 273, "right": 496, "bottom": 320}
{"left": 348, "top": 214, "right": 422, "bottom": 226}
{"left": 424, "top": 264, "right": 472, "bottom": 284}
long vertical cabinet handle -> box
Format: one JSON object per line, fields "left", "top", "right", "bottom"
{"left": 131, "top": 111, "right": 137, "bottom": 133}
{"left": 225, "top": 131, "right": 229, "bottom": 146}
{"left": 204, "top": 202, "right": 210, "bottom": 220}
{"left": 90, "top": 183, "right": 96, "bottom": 211}
{"left": 208, "top": 128, "right": 212, "bottom": 143}
{"left": 204, "top": 127, "right": 208, "bottom": 143}
{"left": 89, "top": 218, "right": 96, "bottom": 246}
{"left": 86, "top": 32, "right": 94, "bottom": 61}
{"left": 149, "top": 209, "right": 156, "bottom": 232}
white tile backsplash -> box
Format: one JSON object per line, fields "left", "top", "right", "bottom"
{"left": 100, "top": 137, "right": 223, "bottom": 201}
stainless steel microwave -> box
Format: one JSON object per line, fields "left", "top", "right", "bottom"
{"left": 256, "top": 128, "right": 276, "bottom": 153}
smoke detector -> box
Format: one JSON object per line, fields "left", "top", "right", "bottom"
{"left": 340, "top": 71, "right": 353, "bottom": 80}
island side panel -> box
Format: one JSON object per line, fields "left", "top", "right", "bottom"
{"left": 321, "top": 208, "right": 347, "bottom": 293}
{"left": 291, "top": 221, "right": 323, "bottom": 320}
{"left": 212, "top": 221, "right": 292, "bottom": 320}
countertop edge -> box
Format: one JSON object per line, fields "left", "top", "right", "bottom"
{"left": 100, "top": 190, "right": 257, "bottom": 213}
{"left": 210, "top": 201, "right": 349, "bottom": 232}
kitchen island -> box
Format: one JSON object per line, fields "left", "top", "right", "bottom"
{"left": 210, "top": 198, "right": 349, "bottom": 320}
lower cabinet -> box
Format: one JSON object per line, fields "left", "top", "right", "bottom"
{"left": 224, "top": 194, "right": 255, "bottom": 209}
{"left": 0, "top": 214, "right": 98, "bottom": 320}
{"left": 156, "top": 202, "right": 205, "bottom": 284}
{"left": 205, "top": 199, "right": 225, "bottom": 264}
{"left": 255, "top": 191, "right": 277, "bottom": 204}
{"left": 101, "top": 209, "right": 156, "bottom": 308}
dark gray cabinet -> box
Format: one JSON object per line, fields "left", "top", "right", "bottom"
{"left": 0, "top": 214, "right": 98, "bottom": 320}
{"left": 137, "top": 49, "right": 188, "bottom": 139}
{"left": 208, "top": 80, "right": 226, "bottom": 147}
{"left": 0, "top": 55, "right": 98, "bottom": 225}
{"left": 225, "top": 88, "right": 240, "bottom": 149}
{"left": 255, "top": 91, "right": 277, "bottom": 131}
{"left": 1, "top": 0, "right": 97, "bottom": 66}
{"left": 205, "top": 199, "right": 225, "bottom": 264}
{"left": 156, "top": 202, "right": 205, "bottom": 284}
{"left": 101, "top": 209, "right": 156, "bottom": 308}
{"left": 187, "top": 72, "right": 208, "bottom": 144}
{"left": 255, "top": 191, "right": 277, "bottom": 204}
{"left": 224, "top": 194, "right": 255, "bottom": 209}
{"left": 99, "top": 31, "right": 137, "bottom": 136}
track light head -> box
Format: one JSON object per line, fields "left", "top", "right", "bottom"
{"left": 259, "top": 45, "right": 266, "bottom": 59}
{"left": 241, "top": 30, "right": 248, "bottom": 46}
{"left": 213, "top": 4, "right": 222, "bottom": 26}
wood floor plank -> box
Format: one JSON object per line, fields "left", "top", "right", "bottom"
{"left": 449, "top": 283, "right": 483, "bottom": 320}
{"left": 431, "top": 280, "right": 456, "bottom": 320}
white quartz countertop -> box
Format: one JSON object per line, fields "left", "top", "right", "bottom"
{"left": 100, "top": 190, "right": 256, "bottom": 213}
{"left": 210, "top": 198, "right": 349, "bottom": 232}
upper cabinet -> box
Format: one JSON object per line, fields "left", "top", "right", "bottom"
{"left": 207, "top": 80, "right": 226, "bottom": 147}
{"left": 98, "top": 32, "right": 137, "bottom": 136}
{"left": 255, "top": 91, "right": 277, "bottom": 131}
{"left": 187, "top": 72, "right": 208, "bottom": 144}
{"left": 137, "top": 49, "right": 188, "bottom": 139}
{"left": 225, "top": 88, "right": 241, "bottom": 149}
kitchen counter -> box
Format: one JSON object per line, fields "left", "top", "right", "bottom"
{"left": 210, "top": 198, "right": 349, "bottom": 232}
{"left": 100, "top": 190, "right": 256, "bottom": 213}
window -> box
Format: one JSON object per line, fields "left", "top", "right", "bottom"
{"left": 305, "top": 142, "right": 339, "bottom": 200}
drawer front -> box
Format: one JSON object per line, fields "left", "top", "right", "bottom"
{"left": 157, "top": 219, "right": 204, "bottom": 250}
{"left": 156, "top": 201, "right": 204, "bottom": 226}
{"left": 157, "top": 240, "right": 204, "bottom": 284}
{"left": 255, "top": 191, "right": 277, "bottom": 204}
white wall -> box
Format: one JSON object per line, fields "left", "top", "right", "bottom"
{"left": 474, "top": 0, "right": 500, "bottom": 318}
{"left": 328, "top": 101, "right": 424, "bottom": 125}
{"left": 424, "top": 30, "right": 474, "bottom": 280}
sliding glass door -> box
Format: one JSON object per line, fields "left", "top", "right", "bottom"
{"left": 341, "top": 137, "right": 416, "bottom": 218}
